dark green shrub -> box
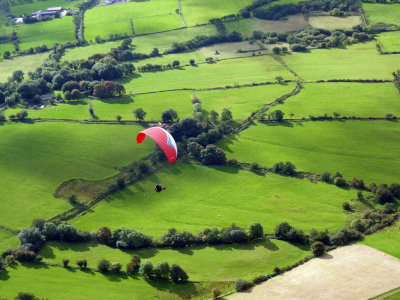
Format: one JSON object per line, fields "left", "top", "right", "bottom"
{"left": 311, "top": 241, "right": 325, "bottom": 257}
{"left": 342, "top": 202, "right": 351, "bottom": 211}
{"left": 77, "top": 259, "right": 87, "bottom": 269}
{"left": 211, "top": 287, "right": 222, "bottom": 299}
{"left": 235, "top": 279, "right": 254, "bottom": 291}
{"left": 62, "top": 258, "right": 69, "bottom": 267}
{"left": 97, "top": 259, "right": 111, "bottom": 273}
{"left": 139, "top": 260, "right": 154, "bottom": 278}
{"left": 170, "top": 264, "right": 188, "bottom": 282}
{"left": 111, "top": 262, "right": 122, "bottom": 273}
{"left": 249, "top": 222, "right": 264, "bottom": 239}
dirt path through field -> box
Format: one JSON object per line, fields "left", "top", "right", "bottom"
{"left": 229, "top": 244, "right": 400, "bottom": 300}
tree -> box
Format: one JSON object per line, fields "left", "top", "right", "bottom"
{"left": 230, "top": 229, "right": 247, "bottom": 243}
{"left": 153, "top": 261, "right": 170, "bottom": 279}
{"left": 12, "top": 70, "right": 24, "bottom": 83}
{"left": 210, "top": 110, "right": 219, "bottom": 123}
{"left": 133, "top": 108, "right": 147, "bottom": 121}
{"left": 311, "top": 241, "right": 325, "bottom": 257}
{"left": 161, "top": 109, "right": 178, "bottom": 123}
{"left": 272, "top": 47, "right": 281, "bottom": 54}
{"left": 334, "top": 177, "right": 347, "bottom": 188}
{"left": 189, "top": 59, "right": 195, "bottom": 65}
{"left": 18, "top": 227, "right": 45, "bottom": 246}
{"left": 126, "top": 255, "right": 141, "bottom": 275}
{"left": 97, "top": 259, "right": 111, "bottom": 273}
{"left": 211, "top": 288, "right": 222, "bottom": 299}
{"left": 170, "top": 264, "right": 188, "bottom": 282}
{"left": 96, "top": 227, "right": 112, "bottom": 245}
{"left": 93, "top": 81, "right": 125, "bottom": 98}
{"left": 3, "top": 51, "right": 10, "bottom": 59}
{"left": 139, "top": 260, "right": 154, "bottom": 278}
{"left": 221, "top": 108, "right": 232, "bottom": 121}
{"left": 235, "top": 279, "right": 253, "bottom": 292}
{"left": 42, "top": 222, "right": 58, "bottom": 240}
{"left": 200, "top": 145, "right": 227, "bottom": 165}
{"left": 172, "top": 60, "right": 180, "bottom": 67}
{"left": 116, "top": 115, "right": 122, "bottom": 122}
{"left": 271, "top": 110, "right": 284, "bottom": 121}
{"left": 15, "top": 292, "right": 39, "bottom": 300}
{"left": 275, "top": 75, "right": 284, "bottom": 84}
{"left": 77, "top": 259, "right": 87, "bottom": 269}
{"left": 249, "top": 223, "right": 263, "bottom": 239}
{"left": 111, "top": 262, "right": 122, "bottom": 273}
{"left": 62, "top": 258, "right": 69, "bottom": 267}
{"left": 375, "top": 186, "right": 393, "bottom": 204}
{"left": 187, "top": 142, "right": 204, "bottom": 160}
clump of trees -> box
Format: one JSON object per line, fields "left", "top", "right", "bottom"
{"left": 274, "top": 222, "right": 307, "bottom": 244}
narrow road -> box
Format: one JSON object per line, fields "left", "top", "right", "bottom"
{"left": 177, "top": 0, "right": 186, "bottom": 27}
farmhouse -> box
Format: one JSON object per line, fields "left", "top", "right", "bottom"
{"left": 31, "top": 7, "right": 64, "bottom": 20}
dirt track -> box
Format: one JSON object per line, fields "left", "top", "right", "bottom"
{"left": 229, "top": 244, "right": 400, "bottom": 300}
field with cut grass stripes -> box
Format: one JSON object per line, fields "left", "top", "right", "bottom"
{"left": 72, "top": 162, "right": 358, "bottom": 237}
{"left": 377, "top": 31, "right": 400, "bottom": 53}
{"left": 0, "top": 122, "right": 153, "bottom": 229}
{"left": 40, "top": 239, "right": 309, "bottom": 281}
{"left": 363, "top": 3, "right": 400, "bottom": 26}
{"left": 218, "top": 121, "right": 400, "bottom": 185}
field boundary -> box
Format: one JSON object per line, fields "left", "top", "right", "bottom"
{"left": 0, "top": 224, "right": 19, "bottom": 235}
{"left": 369, "top": 286, "right": 400, "bottom": 300}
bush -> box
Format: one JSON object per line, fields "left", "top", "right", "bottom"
{"left": 126, "top": 255, "right": 141, "bottom": 275}
{"left": 273, "top": 266, "right": 281, "bottom": 274}
{"left": 334, "top": 177, "right": 347, "bottom": 188}
{"left": 200, "top": 145, "right": 227, "bottom": 165}
{"left": 235, "top": 279, "right": 254, "bottom": 292}
{"left": 170, "top": 264, "right": 188, "bottom": 282}
{"left": 153, "top": 261, "right": 170, "bottom": 279}
{"left": 250, "top": 162, "right": 261, "bottom": 173}
{"left": 77, "top": 259, "right": 87, "bottom": 269}
{"left": 14, "top": 248, "right": 37, "bottom": 262}
{"left": 230, "top": 229, "right": 247, "bottom": 243}
{"left": 251, "top": 275, "right": 268, "bottom": 284}
{"left": 311, "top": 241, "right": 325, "bottom": 257}
{"left": 97, "top": 259, "right": 111, "bottom": 273}
{"left": 62, "top": 258, "right": 69, "bottom": 267}
{"left": 321, "top": 172, "right": 331, "bottom": 183}
{"left": 375, "top": 186, "right": 393, "bottom": 204}
{"left": 342, "top": 202, "right": 351, "bottom": 211}
{"left": 249, "top": 222, "right": 264, "bottom": 239}
{"left": 111, "top": 262, "right": 122, "bottom": 273}
{"left": 42, "top": 222, "right": 58, "bottom": 240}
{"left": 96, "top": 226, "right": 112, "bottom": 245}
{"left": 15, "top": 292, "right": 39, "bottom": 300}
{"left": 139, "top": 260, "right": 154, "bottom": 278}
{"left": 211, "top": 288, "right": 222, "bottom": 299}
{"left": 18, "top": 227, "right": 45, "bottom": 246}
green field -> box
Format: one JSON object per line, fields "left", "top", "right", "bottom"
{"left": 64, "top": 25, "right": 217, "bottom": 61}
{"left": 15, "top": 16, "right": 76, "bottom": 51}
{"left": 282, "top": 42, "right": 400, "bottom": 81}
{"left": 370, "top": 287, "right": 400, "bottom": 300}
{"left": 0, "top": 229, "right": 19, "bottom": 251}
{"left": 122, "top": 55, "right": 295, "bottom": 93}
{"left": 274, "top": 82, "right": 400, "bottom": 119}
{"left": 0, "top": 42, "right": 17, "bottom": 58}
{"left": 219, "top": 121, "right": 400, "bottom": 185}
{"left": 84, "top": 0, "right": 179, "bottom": 40}
{"left": 363, "top": 3, "right": 400, "bottom": 26}
{"left": 9, "top": 0, "right": 83, "bottom": 16}
{"left": 361, "top": 222, "right": 400, "bottom": 259}
{"left": 72, "top": 162, "right": 358, "bottom": 237}
{"left": 180, "top": 0, "right": 253, "bottom": 27}
{"left": 0, "top": 122, "right": 153, "bottom": 230}
{"left": 377, "top": 31, "right": 400, "bottom": 53}
{"left": 0, "top": 52, "right": 48, "bottom": 83}
{"left": 308, "top": 16, "right": 362, "bottom": 30}
{"left": 198, "top": 83, "right": 296, "bottom": 119}
{"left": 40, "top": 239, "right": 309, "bottom": 281}
{"left": 0, "top": 262, "right": 231, "bottom": 299}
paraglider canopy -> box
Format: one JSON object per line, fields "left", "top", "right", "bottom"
{"left": 137, "top": 127, "right": 178, "bottom": 163}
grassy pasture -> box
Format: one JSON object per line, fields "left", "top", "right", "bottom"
{"left": 0, "top": 229, "right": 19, "bottom": 251}
{"left": 362, "top": 3, "right": 400, "bottom": 26}
{"left": 15, "top": 16, "right": 76, "bottom": 51}
{"left": 0, "top": 122, "right": 153, "bottom": 230}
{"left": 72, "top": 162, "right": 357, "bottom": 237}
{"left": 84, "top": 0, "right": 179, "bottom": 40}
{"left": 361, "top": 222, "right": 400, "bottom": 259}
{"left": 0, "top": 52, "right": 48, "bottom": 83}
{"left": 218, "top": 121, "right": 400, "bottom": 185}
{"left": 180, "top": 0, "right": 253, "bottom": 27}
{"left": 308, "top": 16, "right": 362, "bottom": 30}
{"left": 122, "top": 55, "right": 296, "bottom": 93}
{"left": 40, "top": 239, "right": 309, "bottom": 281}
{"left": 0, "top": 262, "right": 232, "bottom": 299}
{"left": 198, "top": 83, "right": 296, "bottom": 119}
{"left": 377, "top": 31, "right": 400, "bottom": 53}
{"left": 9, "top": 0, "right": 83, "bottom": 16}
{"left": 274, "top": 82, "right": 400, "bottom": 119}
{"left": 282, "top": 42, "right": 400, "bottom": 81}
{"left": 260, "top": 0, "right": 304, "bottom": 8}
{"left": 0, "top": 42, "right": 17, "bottom": 58}
{"left": 225, "top": 15, "right": 307, "bottom": 36}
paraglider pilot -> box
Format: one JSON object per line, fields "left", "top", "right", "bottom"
{"left": 155, "top": 183, "right": 166, "bottom": 193}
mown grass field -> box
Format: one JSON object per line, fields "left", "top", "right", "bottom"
{"left": 362, "top": 3, "right": 400, "bottom": 26}
{"left": 180, "top": 0, "right": 253, "bottom": 27}
{"left": 72, "top": 162, "right": 357, "bottom": 237}
{"left": 9, "top": 0, "right": 84, "bottom": 16}
{"left": 218, "top": 121, "right": 400, "bottom": 185}
{"left": 282, "top": 42, "right": 400, "bottom": 81}
{"left": 361, "top": 222, "right": 400, "bottom": 259}
{"left": 122, "top": 55, "right": 296, "bottom": 93}
{"left": 0, "top": 262, "right": 232, "bottom": 299}
{"left": 84, "top": 0, "right": 179, "bottom": 40}
{"left": 0, "top": 122, "right": 153, "bottom": 230}
{"left": 370, "top": 287, "right": 400, "bottom": 300}
{"left": 0, "top": 229, "right": 19, "bottom": 251}
{"left": 274, "top": 82, "right": 400, "bottom": 119}
{"left": 64, "top": 25, "right": 217, "bottom": 61}
{"left": 40, "top": 239, "right": 309, "bottom": 281}
{"left": 377, "top": 31, "right": 400, "bottom": 53}
{"left": 198, "top": 83, "right": 296, "bottom": 119}
{"left": 225, "top": 15, "right": 307, "bottom": 36}
{"left": 308, "top": 16, "right": 362, "bottom": 30}
{"left": 15, "top": 16, "right": 76, "bottom": 51}
{"left": 0, "top": 42, "right": 17, "bottom": 58}
{"left": 0, "top": 52, "right": 48, "bottom": 83}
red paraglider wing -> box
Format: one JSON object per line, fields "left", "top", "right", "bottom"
{"left": 137, "top": 127, "right": 178, "bottom": 163}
